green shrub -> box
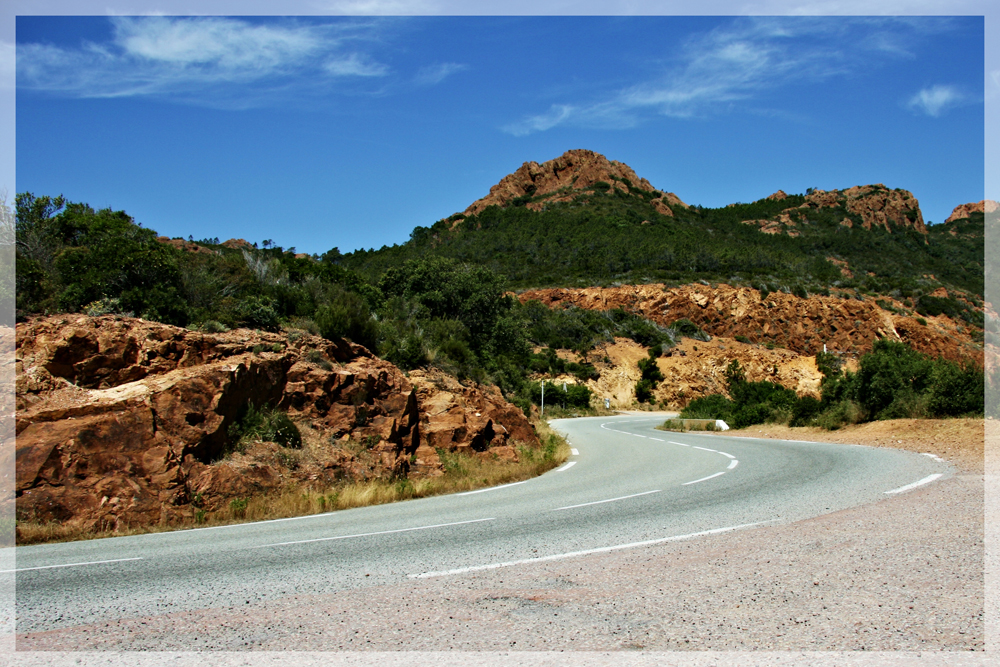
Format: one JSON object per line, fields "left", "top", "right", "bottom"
{"left": 315, "top": 287, "right": 378, "bottom": 351}
{"left": 230, "top": 404, "right": 302, "bottom": 449}
{"left": 815, "top": 399, "right": 864, "bottom": 430}
{"left": 927, "top": 360, "right": 984, "bottom": 417}
{"left": 229, "top": 498, "right": 248, "bottom": 518}
{"left": 855, "top": 339, "right": 933, "bottom": 420}
{"left": 529, "top": 380, "right": 592, "bottom": 409}
{"left": 790, "top": 395, "right": 823, "bottom": 426}
{"left": 198, "top": 320, "right": 229, "bottom": 333}
{"left": 670, "top": 318, "right": 710, "bottom": 341}
{"left": 234, "top": 295, "right": 281, "bottom": 332}
{"left": 681, "top": 393, "right": 735, "bottom": 420}
{"left": 84, "top": 297, "right": 131, "bottom": 317}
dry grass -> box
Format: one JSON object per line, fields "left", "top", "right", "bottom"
{"left": 16, "top": 420, "right": 571, "bottom": 545}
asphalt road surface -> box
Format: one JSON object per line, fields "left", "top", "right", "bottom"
{"left": 13, "top": 414, "right": 949, "bottom": 637}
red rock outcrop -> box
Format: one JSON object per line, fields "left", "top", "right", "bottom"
{"left": 156, "top": 237, "right": 215, "bottom": 255}
{"left": 741, "top": 185, "right": 927, "bottom": 237}
{"left": 14, "top": 315, "right": 538, "bottom": 532}
{"left": 945, "top": 200, "right": 998, "bottom": 223}
{"left": 461, "top": 149, "right": 686, "bottom": 219}
{"left": 518, "top": 283, "right": 981, "bottom": 365}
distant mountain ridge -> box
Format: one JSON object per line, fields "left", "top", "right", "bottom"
{"left": 341, "top": 149, "right": 983, "bottom": 299}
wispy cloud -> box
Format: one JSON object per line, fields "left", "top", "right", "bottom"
{"left": 414, "top": 62, "right": 467, "bottom": 86}
{"left": 907, "top": 85, "right": 964, "bottom": 117}
{"left": 503, "top": 17, "right": 950, "bottom": 135}
{"left": 504, "top": 104, "right": 577, "bottom": 137}
{"left": 324, "top": 53, "right": 388, "bottom": 77}
{"left": 321, "top": 0, "right": 440, "bottom": 13}
{"left": 18, "top": 17, "right": 389, "bottom": 105}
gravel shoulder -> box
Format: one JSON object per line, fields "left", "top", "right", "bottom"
{"left": 16, "top": 420, "right": 985, "bottom": 652}
{"left": 714, "top": 417, "right": 984, "bottom": 473}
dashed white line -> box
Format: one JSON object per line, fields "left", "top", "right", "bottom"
{"left": 648, "top": 437, "right": 664, "bottom": 442}
{"left": 727, "top": 460, "right": 739, "bottom": 470}
{"left": 460, "top": 480, "right": 527, "bottom": 495}
{"left": 694, "top": 446, "right": 717, "bottom": 453}
{"left": 682, "top": 472, "right": 726, "bottom": 486}
{"left": 409, "top": 521, "right": 771, "bottom": 579}
{"left": 556, "top": 461, "right": 577, "bottom": 472}
{"left": 719, "top": 452, "right": 736, "bottom": 459}
{"left": 668, "top": 441, "right": 690, "bottom": 447}
{"left": 884, "top": 474, "right": 943, "bottom": 495}
{"left": 571, "top": 448, "right": 579, "bottom": 456}
{"left": 251, "top": 518, "right": 496, "bottom": 549}
{"left": 552, "top": 489, "right": 661, "bottom": 511}
{"left": 3, "top": 557, "right": 144, "bottom": 574}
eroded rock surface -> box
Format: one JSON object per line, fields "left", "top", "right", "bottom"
{"left": 461, "top": 149, "right": 686, "bottom": 219}
{"left": 518, "top": 283, "right": 982, "bottom": 365}
{"left": 14, "top": 315, "right": 537, "bottom": 532}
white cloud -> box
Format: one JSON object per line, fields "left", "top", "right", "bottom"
{"left": 414, "top": 62, "right": 467, "bottom": 86}
{"left": 503, "top": 16, "right": 951, "bottom": 135}
{"left": 907, "top": 85, "right": 963, "bottom": 117}
{"left": 17, "top": 16, "right": 390, "bottom": 103}
{"left": 503, "top": 104, "right": 576, "bottom": 137}
{"left": 324, "top": 53, "right": 389, "bottom": 77}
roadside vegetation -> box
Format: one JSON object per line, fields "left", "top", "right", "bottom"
{"left": 15, "top": 417, "right": 571, "bottom": 545}
{"left": 679, "top": 340, "right": 983, "bottom": 431}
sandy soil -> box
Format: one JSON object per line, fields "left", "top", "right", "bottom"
{"left": 715, "top": 417, "right": 984, "bottom": 473}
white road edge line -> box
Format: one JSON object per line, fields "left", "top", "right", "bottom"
{"left": 556, "top": 461, "right": 577, "bottom": 472}
{"left": 3, "top": 557, "right": 144, "bottom": 574}
{"left": 884, "top": 473, "right": 943, "bottom": 495}
{"left": 251, "top": 518, "right": 496, "bottom": 549}
{"left": 409, "top": 521, "right": 772, "bottom": 579}
{"left": 727, "top": 460, "right": 739, "bottom": 470}
{"left": 552, "top": 489, "right": 661, "bottom": 511}
{"left": 459, "top": 480, "right": 527, "bottom": 496}
{"left": 683, "top": 472, "right": 726, "bottom": 486}
{"left": 571, "top": 448, "right": 579, "bottom": 456}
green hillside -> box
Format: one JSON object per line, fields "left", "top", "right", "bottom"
{"left": 342, "top": 186, "right": 983, "bottom": 300}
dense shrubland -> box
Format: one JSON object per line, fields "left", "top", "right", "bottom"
{"left": 342, "top": 188, "right": 983, "bottom": 302}
{"left": 14, "top": 192, "right": 985, "bottom": 420}
{"left": 681, "top": 340, "right": 984, "bottom": 429}
{"left": 13, "top": 193, "right": 690, "bottom": 416}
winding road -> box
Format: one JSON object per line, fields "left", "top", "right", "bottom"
{"left": 13, "top": 414, "right": 950, "bottom": 639}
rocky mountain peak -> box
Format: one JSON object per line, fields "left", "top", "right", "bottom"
{"left": 461, "top": 149, "right": 686, "bottom": 219}
{"left": 802, "top": 184, "right": 926, "bottom": 233}
{"left": 945, "top": 200, "right": 998, "bottom": 223}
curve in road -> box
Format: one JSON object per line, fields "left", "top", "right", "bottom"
{"left": 13, "top": 415, "right": 950, "bottom": 636}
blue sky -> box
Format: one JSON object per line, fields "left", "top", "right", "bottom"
{"left": 14, "top": 13, "right": 987, "bottom": 256}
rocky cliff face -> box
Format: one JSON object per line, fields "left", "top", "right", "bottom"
{"left": 741, "top": 185, "right": 926, "bottom": 237}
{"left": 461, "top": 149, "right": 686, "bottom": 219}
{"left": 13, "top": 315, "right": 537, "bottom": 532}
{"left": 945, "top": 200, "right": 998, "bottom": 223}
{"left": 518, "top": 283, "right": 981, "bottom": 365}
